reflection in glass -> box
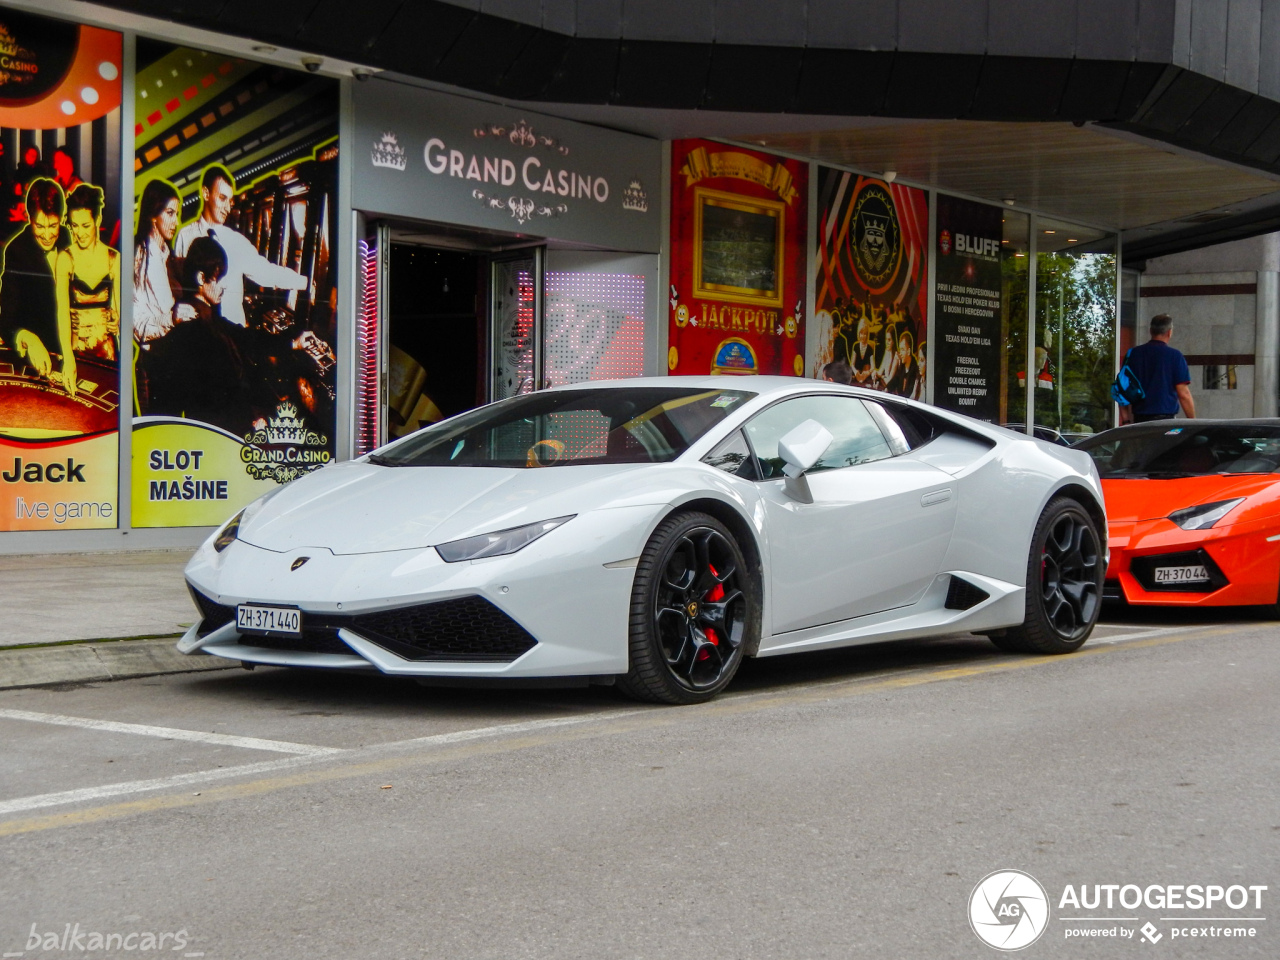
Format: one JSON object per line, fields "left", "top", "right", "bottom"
{"left": 1034, "top": 221, "right": 1117, "bottom": 439}
{"left": 1000, "top": 211, "right": 1030, "bottom": 427}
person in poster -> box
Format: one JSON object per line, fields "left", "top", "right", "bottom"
{"left": 57, "top": 183, "right": 120, "bottom": 369}
{"left": 813, "top": 169, "right": 929, "bottom": 400}
{"left": 0, "top": 179, "right": 71, "bottom": 385}
{"left": 131, "top": 178, "right": 186, "bottom": 346}
{"left": 173, "top": 165, "right": 307, "bottom": 328}
{"left": 667, "top": 139, "right": 807, "bottom": 378}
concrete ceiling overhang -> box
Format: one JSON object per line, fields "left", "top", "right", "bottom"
{"left": 50, "top": 0, "right": 1280, "bottom": 260}
{"left": 741, "top": 119, "right": 1280, "bottom": 256}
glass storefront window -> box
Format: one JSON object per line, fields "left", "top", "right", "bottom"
{"left": 1033, "top": 219, "right": 1117, "bottom": 441}
{"left": 1001, "top": 211, "right": 1030, "bottom": 427}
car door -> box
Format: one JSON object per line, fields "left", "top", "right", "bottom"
{"left": 745, "top": 394, "right": 959, "bottom": 635}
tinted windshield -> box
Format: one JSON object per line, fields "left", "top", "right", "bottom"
{"left": 370, "top": 388, "right": 755, "bottom": 467}
{"left": 1077, "top": 424, "right": 1280, "bottom": 478}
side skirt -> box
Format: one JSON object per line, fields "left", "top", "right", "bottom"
{"left": 754, "top": 572, "right": 1024, "bottom": 657}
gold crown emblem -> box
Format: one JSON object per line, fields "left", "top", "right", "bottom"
{"left": 265, "top": 402, "right": 307, "bottom": 445}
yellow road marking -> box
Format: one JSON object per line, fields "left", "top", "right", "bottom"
{"left": 0, "top": 623, "right": 1246, "bottom": 838}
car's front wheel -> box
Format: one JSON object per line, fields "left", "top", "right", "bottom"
{"left": 993, "top": 497, "right": 1103, "bottom": 655}
{"left": 617, "top": 511, "right": 755, "bottom": 704}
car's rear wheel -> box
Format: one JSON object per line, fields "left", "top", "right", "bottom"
{"left": 995, "top": 497, "right": 1103, "bottom": 655}
{"left": 617, "top": 512, "right": 755, "bottom": 704}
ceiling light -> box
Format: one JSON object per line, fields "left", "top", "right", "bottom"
{"left": 1003, "top": 198, "right": 1016, "bottom": 206}
{"left": 883, "top": 169, "right": 897, "bottom": 183}
{"left": 1044, "top": 230, "right": 1056, "bottom": 234}
{"left": 1067, "top": 238, "right": 1077, "bottom": 243}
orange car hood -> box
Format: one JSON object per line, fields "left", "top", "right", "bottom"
{"left": 1102, "top": 474, "right": 1278, "bottom": 522}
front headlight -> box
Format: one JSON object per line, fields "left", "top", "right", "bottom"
{"left": 1168, "top": 497, "right": 1245, "bottom": 530}
{"left": 435, "top": 515, "right": 574, "bottom": 563}
{"left": 213, "top": 510, "right": 244, "bottom": 552}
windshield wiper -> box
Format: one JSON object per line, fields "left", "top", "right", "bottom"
{"left": 366, "top": 453, "right": 403, "bottom": 467}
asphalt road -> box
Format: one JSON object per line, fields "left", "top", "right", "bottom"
{"left": 0, "top": 612, "right": 1277, "bottom": 959}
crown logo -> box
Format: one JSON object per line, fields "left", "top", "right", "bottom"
{"left": 622, "top": 178, "right": 648, "bottom": 213}
{"left": 371, "top": 131, "right": 406, "bottom": 171}
{"left": 266, "top": 401, "right": 307, "bottom": 445}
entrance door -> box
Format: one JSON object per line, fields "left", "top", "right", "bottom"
{"left": 491, "top": 251, "right": 541, "bottom": 400}
{"left": 384, "top": 244, "right": 484, "bottom": 440}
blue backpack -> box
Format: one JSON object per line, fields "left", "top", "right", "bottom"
{"left": 1111, "top": 348, "right": 1146, "bottom": 407}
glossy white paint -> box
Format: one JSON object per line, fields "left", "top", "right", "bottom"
{"left": 761, "top": 456, "right": 959, "bottom": 633}
{"left": 181, "top": 376, "right": 1105, "bottom": 682}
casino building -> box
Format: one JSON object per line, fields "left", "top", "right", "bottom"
{"left": 2, "top": 0, "right": 1280, "bottom": 550}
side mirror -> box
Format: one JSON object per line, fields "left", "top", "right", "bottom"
{"left": 777, "top": 419, "right": 832, "bottom": 503}
{"left": 778, "top": 419, "right": 833, "bottom": 478}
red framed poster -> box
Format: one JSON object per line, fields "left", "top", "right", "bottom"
{"left": 667, "top": 140, "right": 807, "bottom": 378}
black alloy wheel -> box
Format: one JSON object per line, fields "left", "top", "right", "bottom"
{"left": 992, "top": 497, "right": 1103, "bottom": 655}
{"left": 617, "top": 511, "right": 755, "bottom": 704}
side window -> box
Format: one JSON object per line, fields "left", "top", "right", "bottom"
{"left": 702, "top": 429, "right": 760, "bottom": 481}
{"left": 744, "top": 396, "right": 893, "bottom": 480}
{"left": 862, "top": 401, "right": 911, "bottom": 456}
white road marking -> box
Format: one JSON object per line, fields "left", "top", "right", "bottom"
{"left": 0, "top": 711, "right": 641, "bottom": 818}
{"left": 395, "top": 710, "right": 643, "bottom": 748}
{"left": 0, "top": 626, "right": 1224, "bottom": 820}
{"left": 0, "top": 708, "right": 343, "bottom": 756}
{"left": 0, "top": 756, "right": 316, "bottom": 816}
{"left": 1081, "top": 626, "right": 1187, "bottom": 646}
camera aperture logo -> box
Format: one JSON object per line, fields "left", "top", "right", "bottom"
{"left": 970, "top": 870, "right": 1050, "bottom": 951}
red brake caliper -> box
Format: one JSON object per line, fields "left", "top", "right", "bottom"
{"left": 702, "top": 563, "right": 724, "bottom": 651}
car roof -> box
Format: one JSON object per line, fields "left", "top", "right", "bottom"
{"left": 541, "top": 375, "right": 898, "bottom": 402}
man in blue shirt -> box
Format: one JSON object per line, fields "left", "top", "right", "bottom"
{"left": 1119, "top": 313, "right": 1196, "bottom": 423}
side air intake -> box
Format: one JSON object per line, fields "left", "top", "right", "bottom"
{"left": 944, "top": 576, "right": 990, "bottom": 610}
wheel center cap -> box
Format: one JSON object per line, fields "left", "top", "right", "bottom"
{"left": 687, "top": 601, "right": 699, "bottom": 617}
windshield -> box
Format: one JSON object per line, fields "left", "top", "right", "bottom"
{"left": 369, "top": 388, "right": 756, "bottom": 468}
{"left": 1077, "top": 424, "right": 1280, "bottom": 478}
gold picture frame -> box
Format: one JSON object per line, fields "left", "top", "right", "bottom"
{"left": 693, "top": 187, "right": 785, "bottom": 308}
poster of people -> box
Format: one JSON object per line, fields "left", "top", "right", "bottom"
{"left": 131, "top": 41, "right": 339, "bottom": 526}
{"left": 812, "top": 168, "right": 928, "bottom": 401}
{"left": 667, "top": 139, "right": 807, "bottom": 378}
{"left": 933, "top": 195, "right": 1003, "bottom": 421}
{"left": 0, "top": 10, "right": 122, "bottom": 530}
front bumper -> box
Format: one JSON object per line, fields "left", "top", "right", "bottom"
{"left": 1105, "top": 516, "right": 1280, "bottom": 607}
{"left": 180, "top": 506, "right": 658, "bottom": 677}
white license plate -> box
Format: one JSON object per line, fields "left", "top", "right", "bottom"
{"left": 1153, "top": 565, "right": 1209, "bottom": 584}
{"left": 236, "top": 604, "right": 302, "bottom": 636}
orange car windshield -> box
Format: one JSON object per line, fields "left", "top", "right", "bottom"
{"left": 1078, "top": 425, "right": 1280, "bottom": 478}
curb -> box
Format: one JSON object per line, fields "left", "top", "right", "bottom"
{"left": 0, "top": 637, "right": 237, "bottom": 690}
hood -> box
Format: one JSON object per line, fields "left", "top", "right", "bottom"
{"left": 236, "top": 460, "right": 661, "bottom": 554}
{"left": 1101, "top": 474, "right": 1278, "bottom": 522}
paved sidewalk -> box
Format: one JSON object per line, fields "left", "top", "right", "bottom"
{"left": 0, "top": 549, "right": 237, "bottom": 689}
{"left": 0, "top": 549, "right": 198, "bottom": 648}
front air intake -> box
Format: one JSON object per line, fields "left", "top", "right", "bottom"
{"left": 189, "top": 585, "right": 235, "bottom": 637}
{"left": 945, "top": 576, "right": 990, "bottom": 610}
{"left": 339, "top": 596, "right": 538, "bottom": 662}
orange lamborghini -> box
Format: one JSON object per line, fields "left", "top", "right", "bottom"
{"left": 1076, "top": 420, "right": 1280, "bottom": 611}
